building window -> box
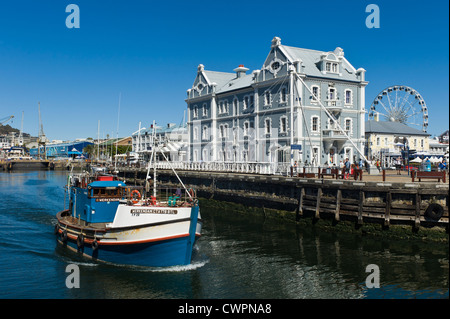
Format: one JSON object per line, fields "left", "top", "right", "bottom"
{"left": 271, "top": 61, "right": 280, "bottom": 70}
{"left": 202, "top": 126, "right": 208, "bottom": 140}
{"left": 265, "top": 118, "right": 271, "bottom": 135}
{"left": 311, "top": 85, "right": 320, "bottom": 103}
{"left": 219, "top": 101, "right": 228, "bottom": 114}
{"left": 264, "top": 91, "right": 271, "bottom": 106}
{"left": 280, "top": 116, "right": 287, "bottom": 134}
{"left": 233, "top": 98, "right": 238, "bottom": 115}
{"left": 332, "top": 63, "right": 338, "bottom": 73}
{"left": 193, "top": 127, "right": 198, "bottom": 141}
{"left": 328, "top": 88, "right": 336, "bottom": 100}
{"left": 345, "top": 118, "right": 352, "bottom": 134}
{"left": 280, "top": 87, "right": 287, "bottom": 103}
{"left": 311, "top": 116, "right": 319, "bottom": 133}
{"left": 376, "top": 137, "right": 380, "bottom": 146}
{"left": 326, "top": 62, "right": 331, "bottom": 72}
{"left": 219, "top": 124, "right": 228, "bottom": 139}
{"left": 312, "top": 147, "right": 319, "bottom": 166}
{"left": 243, "top": 96, "right": 248, "bottom": 110}
{"left": 345, "top": 89, "right": 353, "bottom": 106}
{"left": 243, "top": 121, "right": 249, "bottom": 136}
{"left": 202, "top": 103, "right": 207, "bottom": 117}
{"left": 193, "top": 105, "right": 198, "bottom": 118}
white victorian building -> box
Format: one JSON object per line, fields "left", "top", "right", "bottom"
{"left": 186, "top": 37, "right": 368, "bottom": 169}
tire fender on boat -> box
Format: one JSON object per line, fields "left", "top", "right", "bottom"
{"left": 77, "top": 234, "right": 84, "bottom": 249}
{"left": 92, "top": 239, "right": 99, "bottom": 251}
{"left": 61, "top": 230, "right": 68, "bottom": 242}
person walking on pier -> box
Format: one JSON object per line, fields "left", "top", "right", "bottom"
{"left": 395, "top": 157, "right": 402, "bottom": 175}
{"left": 344, "top": 158, "right": 351, "bottom": 179}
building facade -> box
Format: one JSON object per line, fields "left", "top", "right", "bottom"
{"left": 186, "top": 37, "right": 368, "bottom": 167}
{"left": 365, "top": 120, "right": 431, "bottom": 166}
{"left": 131, "top": 123, "right": 188, "bottom": 162}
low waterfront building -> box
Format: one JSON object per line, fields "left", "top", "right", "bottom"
{"left": 131, "top": 123, "right": 188, "bottom": 162}
{"left": 186, "top": 37, "right": 368, "bottom": 169}
{"left": 365, "top": 120, "right": 430, "bottom": 166}
{"left": 29, "top": 141, "right": 93, "bottom": 159}
{"left": 428, "top": 136, "right": 449, "bottom": 158}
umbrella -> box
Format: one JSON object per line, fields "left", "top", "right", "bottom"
{"left": 430, "top": 156, "right": 441, "bottom": 163}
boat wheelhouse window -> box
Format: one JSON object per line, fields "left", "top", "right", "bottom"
{"left": 91, "top": 187, "right": 123, "bottom": 198}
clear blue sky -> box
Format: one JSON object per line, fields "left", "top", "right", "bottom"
{"left": 0, "top": 0, "right": 448, "bottom": 141}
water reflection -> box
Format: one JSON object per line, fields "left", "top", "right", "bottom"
{"left": 199, "top": 205, "right": 449, "bottom": 299}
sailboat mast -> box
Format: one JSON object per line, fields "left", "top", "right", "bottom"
{"left": 115, "top": 93, "right": 121, "bottom": 171}
{"left": 97, "top": 120, "right": 100, "bottom": 163}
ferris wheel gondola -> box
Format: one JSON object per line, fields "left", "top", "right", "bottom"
{"left": 368, "top": 85, "right": 428, "bottom": 132}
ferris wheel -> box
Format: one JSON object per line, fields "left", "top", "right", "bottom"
{"left": 368, "top": 85, "right": 428, "bottom": 132}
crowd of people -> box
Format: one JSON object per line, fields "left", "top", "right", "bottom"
{"left": 292, "top": 156, "right": 448, "bottom": 177}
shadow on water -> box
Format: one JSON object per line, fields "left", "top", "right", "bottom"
{"left": 198, "top": 203, "right": 449, "bottom": 299}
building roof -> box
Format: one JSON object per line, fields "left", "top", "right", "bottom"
{"left": 132, "top": 123, "right": 187, "bottom": 137}
{"left": 365, "top": 120, "right": 430, "bottom": 136}
{"left": 195, "top": 39, "right": 363, "bottom": 96}
{"left": 280, "top": 45, "right": 360, "bottom": 82}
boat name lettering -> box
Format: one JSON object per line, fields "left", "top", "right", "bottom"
{"left": 130, "top": 209, "right": 178, "bottom": 215}
{"left": 96, "top": 198, "right": 120, "bottom": 202}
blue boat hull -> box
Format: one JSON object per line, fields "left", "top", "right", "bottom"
{"left": 58, "top": 234, "right": 200, "bottom": 267}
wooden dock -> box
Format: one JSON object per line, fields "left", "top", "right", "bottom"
{"left": 116, "top": 167, "right": 449, "bottom": 239}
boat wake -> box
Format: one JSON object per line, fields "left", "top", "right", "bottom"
{"left": 148, "top": 258, "right": 210, "bottom": 273}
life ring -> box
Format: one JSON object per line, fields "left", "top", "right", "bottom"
{"left": 77, "top": 234, "right": 84, "bottom": 249}
{"left": 425, "top": 203, "right": 444, "bottom": 221}
{"left": 150, "top": 195, "right": 156, "bottom": 205}
{"left": 131, "top": 190, "right": 141, "bottom": 204}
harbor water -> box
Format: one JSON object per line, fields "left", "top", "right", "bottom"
{"left": 0, "top": 170, "right": 448, "bottom": 299}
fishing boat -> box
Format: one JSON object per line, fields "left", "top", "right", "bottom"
{"left": 55, "top": 125, "right": 201, "bottom": 267}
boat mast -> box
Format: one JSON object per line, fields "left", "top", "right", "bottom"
{"left": 145, "top": 120, "right": 157, "bottom": 198}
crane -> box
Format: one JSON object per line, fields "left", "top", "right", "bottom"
{"left": 0, "top": 115, "right": 14, "bottom": 126}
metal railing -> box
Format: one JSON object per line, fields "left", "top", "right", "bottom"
{"left": 125, "top": 161, "right": 329, "bottom": 176}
